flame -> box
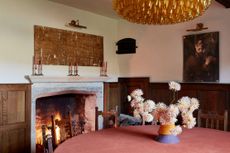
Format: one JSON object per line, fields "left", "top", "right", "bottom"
{"left": 55, "top": 125, "right": 61, "bottom": 144}
{"left": 36, "top": 111, "right": 62, "bottom": 145}
{"left": 54, "top": 112, "right": 61, "bottom": 121}
{"left": 54, "top": 112, "right": 61, "bottom": 144}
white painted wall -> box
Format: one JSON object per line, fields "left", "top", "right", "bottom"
{"left": 0, "top": 0, "right": 119, "bottom": 83}
{"left": 117, "top": 1, "right": 230, "bottom": 83}
{"left": 0, "top": 1, "right": 230, "bottom": 83}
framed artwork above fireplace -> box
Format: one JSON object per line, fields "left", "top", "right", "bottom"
{"left": 34, "top": 25, "right": 104, "bottom": 66}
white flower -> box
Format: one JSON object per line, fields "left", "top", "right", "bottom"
{"left": 130, "top": 99, "right": 139, "bottom": 107}
{"left": 182, "top": 114, "right": 196, "bottom": 129}
{"left": 127, "top": 95, "right": 132, "bottom": 101}
{"left": 170, "top": 125, "right": 182, "bottom": 135}
{"left": 144, "top": 100, "right": 156, "bottom": 112}
{"left": 190, "top": 98, "right": 199, "bottom": 112}
{"left": 142, "top": 112, "right": 154, "bottom": 122}
{"left": 133, "top": 109, "right": 142, "bottom": 119}
{"left": 168, "top": 104, "right": 179, "bottom": 117}
{"left": 169, "top": 81, "right": 181, "bottom": 91}
{"left": 177, "top": 96, "right": 191, "bottom": 112}
{"left": 131, "top": 89, "right": 143, "bottom": 97}
{"left": 128, "top": 86, "right": 199, "bottom": 136}
{"left": 135, "top": 96, "right": 144, "bottom": 103}
{"left": 134, "top": 102, "right": 144, "bottom": 113}
{"left": 156, "top": 102, "right": 167, "bottom": 109}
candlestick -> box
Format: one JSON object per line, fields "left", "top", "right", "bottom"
{"left": 68, "top": 62, "right": 72, "bottom": 76}
{"left": 37, "top": 59, "right": 43, "bottom": 76}
{"left": 32, "top": 56, "right": 35, "bottom": 75}
{"left": 75, "top": 63, "right": 79, "bottom": 76}
{"left": 100, "top": 61, "right": 108, "bottom": 77}
{"left": 104, "top": 61, "right": 107, "bottom": 74}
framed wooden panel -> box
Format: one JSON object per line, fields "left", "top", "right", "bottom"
{"left": 7, "top": 91, "right": 26, "bottom": 124}
{"left": 34, "top": 25, "right": 103, "bottom": 66}
{"left": 8, "top": 128, "right": 27, "bottom": 153}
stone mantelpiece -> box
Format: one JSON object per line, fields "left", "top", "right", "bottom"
{"left": 25, "top": 75, "right": 110, "bottom": 83}
{"left": 29, "top": 76, "right": 106, "bottom": 153}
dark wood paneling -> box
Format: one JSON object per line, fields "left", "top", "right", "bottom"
{"left": 149, "top": 83, "right": 171, "bottom": 105}
{"left": 106, "top": 79, "right": 230, "bottom": 130}
{"left": 104, "top": 83, "right": 120, "bottom": 112}
{"left": 118, "top": 77, "right": 150, "bottom": 115}
{"left": 150, "top": 82, "right": 230, "bottom": 130}
{"left": 8, "top": 128, "right": 27, "bottom": 153}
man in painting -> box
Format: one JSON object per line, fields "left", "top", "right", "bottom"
{"left": 184, "top": 37, "right": 217, "bottom": 82}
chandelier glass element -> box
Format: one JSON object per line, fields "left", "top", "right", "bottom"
{"left": 113, "top": 0, "right": 212, "bottom": 25}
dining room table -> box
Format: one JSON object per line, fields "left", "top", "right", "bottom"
{"left": 54, "top": 125, "right": 230, "bottom": 153}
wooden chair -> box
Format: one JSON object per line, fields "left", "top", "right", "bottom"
{"left": 197, "top": 109, "right": 228, "bottom": 131}
{"left": 95, "top": 106, "right": 119, "bottom": 131}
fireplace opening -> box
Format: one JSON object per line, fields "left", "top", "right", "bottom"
{"left": 35, "top": 92, "right": 96, "bottom": 153}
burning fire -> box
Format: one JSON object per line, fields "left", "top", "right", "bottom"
{"left": 54, "top": 112, "right": 61, "bottom": 144}
{"left": 36, "top": 112, "right": 62, "bottom": 145}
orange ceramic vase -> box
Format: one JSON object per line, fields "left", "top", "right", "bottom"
{"left": 158, "top": 124, "right": 175, "bottom": 135}
{"left": 156, "top": 124, "right": 180, "bottom": 144}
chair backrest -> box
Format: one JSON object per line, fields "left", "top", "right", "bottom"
{"left": 197, "top": 109, "right": 228, "bottom": 131}
{"left": 95, "top": 106, "right": 119, "bottom": 131}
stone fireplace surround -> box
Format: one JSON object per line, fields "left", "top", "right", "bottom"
{"left": 27, "top": 76, "right": 108, "bottom": 153}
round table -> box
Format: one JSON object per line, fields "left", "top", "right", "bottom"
{"left": 54, "top": 125, "right": 230, "bottom": 153}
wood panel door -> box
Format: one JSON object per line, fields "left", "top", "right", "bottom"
{"left": 0, "top": 84, "right": 31, "bottom": 153}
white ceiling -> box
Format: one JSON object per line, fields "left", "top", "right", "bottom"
{"left": 49, "top": 0, "right": 119, "bottom": 19}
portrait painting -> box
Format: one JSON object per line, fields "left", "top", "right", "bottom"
{"left": 183, "top": 32, "right": 219, "bottom": 82}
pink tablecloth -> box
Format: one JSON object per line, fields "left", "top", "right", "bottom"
{"left": 54, "top": 125, "right": 230, "bottom": 153}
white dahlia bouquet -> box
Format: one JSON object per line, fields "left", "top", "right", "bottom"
{"left": 127, "top": 81, "right": 199, "bottom": 135}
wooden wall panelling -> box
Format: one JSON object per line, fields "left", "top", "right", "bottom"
{"left": 149, "top": 83, "right": 171, "bottom": 105}
{"left": 197, "top": 84, "right": 229, "bottom": 113}
{"left": 106, "top": 80, "right": 230, "bottom": 130}
{"left": 8, "top": 128, "right": 26, "bottom": 153}
{"left": 196, "top": 84, "right": 229, "bottom": 131}
{"left": 104, "top": 83, "right": 120, "bottom": 112}
{"left": 7, "top": 91, "right": 26, "bottom": 124}
{"left": 0, "top": 92, "right": 2, "bottom": 126}
{"left": 118, "top": 77, "right": 150, "bottom": 115}
{"left": 178, "top": 84, "right": 198, "bottom": 98}
{"left": 0, "top": 131, "right": 2, "bottom": 153}
{"left": 34, "top": 25, "right": 103, "bottom": 66}
{"left": 150, "top": 82, "right": 230, "bottom": 130}
{"left": 0, "top": 84, "right": 31, "bottom": 153}
{"left": 103, "top": 83, "right": 120, "bottom": 128}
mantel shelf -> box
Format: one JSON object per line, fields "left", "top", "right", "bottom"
{"left": 25, "top": 75, "right": 110, "bottom": 83}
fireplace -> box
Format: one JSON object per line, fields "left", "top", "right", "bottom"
{"left": 35, "top": 91, "right": 96, "bottom": 152}
{"left": 27, "top": 76, "right": 107, "bottom": 153}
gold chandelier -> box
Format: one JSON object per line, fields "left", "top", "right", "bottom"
{"left": 113, "top": 0, "right": 212, "bottom": 25}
